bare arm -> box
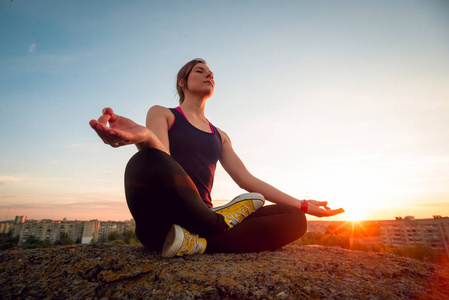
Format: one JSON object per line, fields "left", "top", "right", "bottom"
{"left": 143, "top": 105, "right": 174, "bottom": 154}
{"left": 89, "top": 107, "right": 169, "bottom": 154}
{"left": 218, "top": 129, "right": 344, "bottom": 218}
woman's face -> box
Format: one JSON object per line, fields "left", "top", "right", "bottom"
{"left": 183, "top": 63, "right": 215, "bottom": 98}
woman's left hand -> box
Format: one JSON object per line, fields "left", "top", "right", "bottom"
{"left": 305, "top": 200, "right": 345, "bottom": 218}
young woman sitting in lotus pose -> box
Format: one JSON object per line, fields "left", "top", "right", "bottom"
{"left": 89, "top": 58, "right": 344, "bottom": 258}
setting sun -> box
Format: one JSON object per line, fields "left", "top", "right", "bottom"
{"left": 343, "top": 208, "right": 367, "bottom": 221}
{"left": 298, "top": 168, "right": 385, "bottom": 221}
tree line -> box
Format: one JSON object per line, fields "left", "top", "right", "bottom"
{"left": 0, "top": 229, "right": 140, "bottom": 250}
{"left": 294, "top": 230, "right": 447, "bottom": 264}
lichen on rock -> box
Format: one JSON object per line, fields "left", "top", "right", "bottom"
{"left": 1, "top": 244, "right": 448, "bottom": 299}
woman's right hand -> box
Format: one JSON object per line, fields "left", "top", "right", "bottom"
{"left": 89, "top": 108, "right": 150, "bottom": 148}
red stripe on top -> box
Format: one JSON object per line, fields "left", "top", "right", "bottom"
{"left": 175, "top": 106, "right": 214, "bottom": 133}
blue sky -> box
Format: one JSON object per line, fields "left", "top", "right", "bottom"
{"left": 1, "top": 0, "right": 448, "bottom": 221}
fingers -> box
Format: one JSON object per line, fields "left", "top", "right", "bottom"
{"left": 89, "top": 118, "right": 109, "bottom": 133}
{"left": 318, "top": 201, "right": 328, "bottom": 207}
{"left": 308, "top": 200, "right": 331, "bottom": 210}
{"left": 89, "top": 107, "right": 116, "bottom": 134}
{"left": 102, "top": 107, "right": 119, "bottom": 123}
{"left": 306, "top": 202, "right": 345, "bottom": 218}
{"left": 326, "top": 208, "right": 345, "bottom": 216}
{"left": 98, "top": 113, "right": 111, "bottom": 125}
{"left": 89, "top": 118, "right": 121, "bottom": 147}
{"left": 89, "top": 108, "right": 129, "bottom": 148}
{"left": 89, "top": 108, "right": 113, "bottom": 128}
{"left": 89, "top": 119, "right": 98, "bottom": 128}
{"left": 92, "top": 108, "right": 118, "bottom": 127}
{"left": 320, "top": 208, "right": 344, "bottom": 217}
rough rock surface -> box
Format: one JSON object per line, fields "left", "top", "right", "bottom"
{"left": 1, "top": 244, "right": 448, "bottom": 299}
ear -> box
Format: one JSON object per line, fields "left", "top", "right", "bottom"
{"left": 178, "top": 78, "right": 184, "bottom": 88}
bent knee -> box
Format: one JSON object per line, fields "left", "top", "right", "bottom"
{"left": 289, "top": 206, "right": 308, "bottom": 239}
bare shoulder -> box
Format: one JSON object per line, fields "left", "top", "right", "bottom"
{"left": 216, "top": 127, "right": 232, "bottom": 146}
{"left": 147, "top": 105, "right": 172, "bottom": 116}
{"left": 146, "top": 105, "right": 174, "bottom": 127}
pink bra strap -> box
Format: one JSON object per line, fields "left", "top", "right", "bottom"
{"left": 175, "top": 106, "right": 215, "bottom": 133}
{"left": 175, "top": 106, "right": 187, "bottom": 119}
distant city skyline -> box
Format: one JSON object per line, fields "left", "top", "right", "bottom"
{"left": 1, "top": 213, "right": 447, "bottom": 223}
{"left": 1, "top": 1, "right": 448, "bottom": 222}
{"left": 4, "top": 214, "right": 449, "bottom": 261}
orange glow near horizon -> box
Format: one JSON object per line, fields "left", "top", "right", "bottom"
{"left": 349, "top": 220, "right": 382, "bottom": 251}
{"left": 343, "top": 208, "right": 368, "bottom": 222}
{"left": 315, "top": 220, "right": 382, "bottom": 252}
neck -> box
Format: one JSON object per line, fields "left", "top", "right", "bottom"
{"left": 180, "top": 96, "right": 207, "bottom": 118}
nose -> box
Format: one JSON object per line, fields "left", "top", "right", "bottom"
{"left": 207, "top": 72, "right": 214, "bottom": 80}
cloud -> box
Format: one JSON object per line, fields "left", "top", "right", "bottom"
{"left": 38, "top": 54, "right": 74, "bottom": 63}
{"left": 28, "top": 43, "right": 36, "bottom": 53}
{"left": 0, "top": 176, "right": 20, "bottom": 182}
{"left": 64, "top": 142, "right": 99, "bottom": 149}
{"left": 407, "top": 202, "right": 449, "bottom": 208}
{"left": 0, "top": 200, "right": 123, "bottom": 210}
{"left": 45, "top": 158, "right": 59, "bottom": 165}
{"left": 0, "top": 200, "right": 132, "bottom": 221}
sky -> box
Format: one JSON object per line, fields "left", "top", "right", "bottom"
{"left": 0, "top": 0, "right": 448, "bottom": 222}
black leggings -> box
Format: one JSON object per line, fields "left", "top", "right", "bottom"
{"left": 124, "top": 148, "right": 307, "bottom": 253}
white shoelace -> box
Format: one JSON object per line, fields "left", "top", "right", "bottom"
{"left": 226, "top": 204, "right": 252, "bottom": 226}
{"left": 181, "top": 232, "right": 199, "bottom": 255}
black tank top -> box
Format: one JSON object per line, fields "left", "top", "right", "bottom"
{"left": 168, "top": 108, "right": 222, "bottom": 207}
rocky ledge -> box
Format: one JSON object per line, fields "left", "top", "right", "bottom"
{"left": 1, "top": 244, "right": 448, "bottom": 299}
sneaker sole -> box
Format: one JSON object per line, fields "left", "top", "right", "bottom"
{"left": 211, "top": 192, "right": 265, "bottom": 212}
{"left": 161, "top": 224, "right": 184, "bottom": 258}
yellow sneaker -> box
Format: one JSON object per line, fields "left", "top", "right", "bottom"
{"left": 212, "top": 192, "right": 265, "bottom": 228}
{"left": 161, "top": 224, "right": 207, "bottom": 258}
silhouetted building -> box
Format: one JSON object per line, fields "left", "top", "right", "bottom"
{"left": 0, "top": 221, "right": 14, "bottom": 234}
{"left": 8, "top": 217, "right": 135, "bottom": 246}
{"left": 12, "top": 219, "right": 100, "bottom": 245}
{"left": 379, "top": 215, "right": 449, "bottom": 257}
{"left": 97, "top": 220, "right": 136, "bottom": 243}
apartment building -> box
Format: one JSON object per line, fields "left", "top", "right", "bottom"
{"left": 5, "top": 216, "right": 135, "bottom": 246}
{"left": 11, "top": 218, "right": 100, "bottom": 246}
{"left": 0, "top": 221, "right": 15, "bottom": 234}
{"left": 307, "top": 216, "right": 449, "bottom": 257}
{"left": 379, "top": 215, "right": 449, "bottom": 257}
{"left": 97, "top": 220, "right": 136, "bottom": 243}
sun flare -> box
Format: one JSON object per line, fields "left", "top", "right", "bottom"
{"left": 300, "top": 168, "right": 385, "bottom": 221}
{"left": 343, "top": 208, "right": 367, "bottom": 221}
